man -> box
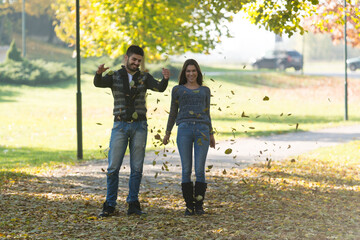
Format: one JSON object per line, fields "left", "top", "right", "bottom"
{"left": 94, "top": 45, "right": 170, "bottom": 217}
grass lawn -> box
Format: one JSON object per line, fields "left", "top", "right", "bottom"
{"left": 1, "top": 68, "right": 360, "bottom": 173}
{"left": 1, "top": 141, "right": 359, "bottom": 239}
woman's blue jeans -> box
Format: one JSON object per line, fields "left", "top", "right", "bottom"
{"left": 105, "top": 121, "right": 148, "bottom": 207}
{"left": 176, "top": 122, "right": 210, "bottom": 183}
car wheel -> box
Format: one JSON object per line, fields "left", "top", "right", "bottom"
{"left": 349, "top": 64, "right": 356, "bottom": 72}
{"left": 278, "top": 63, "right": 286, "bottom": 71}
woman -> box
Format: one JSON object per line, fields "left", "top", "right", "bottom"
{"left": 163, "top": 59, "right": 215, "bottom": 216}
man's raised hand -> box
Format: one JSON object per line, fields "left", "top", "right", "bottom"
{"left": 96, "top": 64, "right": 109, "bottom": 75}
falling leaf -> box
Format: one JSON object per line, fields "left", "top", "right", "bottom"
{"left": 196, "top": 195, "right": 203, "bottom": 201}
{"left": 218, "top": 107, "right": 222, "bottom": 111}
{"left": 154, "top": 134, "right": 161, "bottom": 140}
{"left": 222, "top": 169, "right": 227, "bottom": 174}
{"left": 157, "top": 99, "right": 160, "bottom": 104}
{"left": 101, "top": 168, "right": 105, "bottom": 172}
{"left": 210, "top": 78, "right": 215, "bottom": 82}
{"left": 189, "top": 111, "right": 194, "bottom": 115}
{"left": 203, "top": 107, "right": 209, "bottom": 112}
{"left": 152, "top": 160, "right": 156, "bottom": 166}
{"left": 296, "top": 123, "right": 299, "bottom": 130}
{"left": 153, "top": 108, "right": 157, "bottom": 112}
{"left": 263, "top": 96, "right": 270, "bottom": 101}
{"left": 241, "top": 111, "right": 249, "bottom": 118}
{"left": 243, "top": 65, "right": 247, "bottom": 69}
{"left": 290, "top": 159, "right": 296, "bottom": 163}
{"left": 96, "top": 123, "right": 103, "bottom": 125}
{"left": 208, "top": 165, "right": 213, "bottom": 170}
{"left": 132, "top": 112, "right": 138, "bottom": 119}
{"left": 225, "top": 148, "right": 232, "bottom": 154}
{"left": 231, "top": 90, "right": 235, "bottom": 95}
{"left": 155, "top": 151, "right": 160, "bottom": 155}
{"left": 256, "top": 115, "right": 261, "bottom": 118}
{"left": 287, "top": 113, "right": 292, "bottom": 116}
{"left": 288, "top": 145, "right": 291, "bottom": 149}
{"left": 154, "top": 172, "right": 158, "bottom": 178}
{"left": 249, "top": 127, "right": 255, "bottom": 129}
{"left": 280, "top": 113, "right": 283, "bottom": 116}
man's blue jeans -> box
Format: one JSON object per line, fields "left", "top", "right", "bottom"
{"left": 105, "top": 121, "right": 148, "bottom": 207}
{"left": 176, "top": 122, "right": 210, "bottom": 183}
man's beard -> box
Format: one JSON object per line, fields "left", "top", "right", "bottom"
{"left": 126, "top": 60, "right": 138, "bottom": 72}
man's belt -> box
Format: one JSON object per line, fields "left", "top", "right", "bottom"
{"left": 114, "top": 114, "right": 146, "bottom": 122}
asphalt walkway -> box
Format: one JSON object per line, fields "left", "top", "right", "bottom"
{"left": 55, "top": 124, "right": 360, "bottom": 193}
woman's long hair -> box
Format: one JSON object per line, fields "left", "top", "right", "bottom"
{"left": 178, "top": 59, "right": 203, "bottom": 86}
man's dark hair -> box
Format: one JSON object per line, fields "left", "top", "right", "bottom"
{"left": 126, "top": 45, "right": 144, "bottom": 57}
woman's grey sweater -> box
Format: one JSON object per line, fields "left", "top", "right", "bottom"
{"left": 166, "top": 85, "right": 213, "bottom": 134}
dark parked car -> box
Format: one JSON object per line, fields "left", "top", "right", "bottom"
{"left": 252, "top": 50, "right": 303, "bottom": 71}
{"left": 347, "top": 57, "right": 360, "bottom": 71}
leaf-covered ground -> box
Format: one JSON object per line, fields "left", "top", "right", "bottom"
{"left": 1, "top": 142, "right": 360, "bottom": 239}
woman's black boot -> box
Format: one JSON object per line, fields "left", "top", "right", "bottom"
{"left": 194, "top": 181, "right": 207, "bottom": 215}
{"left": 181, "top": 182, "right": 195, "bottom": 216}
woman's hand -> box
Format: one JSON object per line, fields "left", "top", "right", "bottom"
{"left": 163, "top": 134, "right": 170, "bottom": 145}
{"left": 210, "top": 134, "right": 215, "bottom": 148}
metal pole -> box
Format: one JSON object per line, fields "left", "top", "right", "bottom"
{"left": 22, "top": 0, "right": 26, "bottom": 57}
{"left": 76, "top": 0, "right": 83, "bottom": 159}
{"left": 344, "top": 0, "right": 348, "bottom": 120}
{"left": 301, "top": 34, "right": 305, "bottom": 75}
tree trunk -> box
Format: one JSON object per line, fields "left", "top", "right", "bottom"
{"left": 47, "top": 18, "right": 55, "bottom": 43}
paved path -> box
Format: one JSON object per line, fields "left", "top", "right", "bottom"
{"left": 54, "top": 124, "right": 360, "bottom": 194}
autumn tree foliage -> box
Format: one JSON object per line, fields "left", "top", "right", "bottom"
{"left": 52, "top": 0, "right": 319, "bottom": 61}
{"left": 304, "top": 0, "right": 360, "bottom": 47}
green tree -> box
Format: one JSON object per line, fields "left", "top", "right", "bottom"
{"left": 1, "top": 0, "right": 56, "bottom": 43}
{"left": 52, "top": 0, "right": 319, "bottom": 61}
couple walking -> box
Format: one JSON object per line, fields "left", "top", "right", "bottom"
{"left": 94, "top": 45, "right": 215, "bottom": 217}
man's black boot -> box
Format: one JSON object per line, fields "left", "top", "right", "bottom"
{"left": 194, "top": 181, "right": 207, "bottom": 215}
{"left": 127, "top": 200, "right": 146, "bottom": 215}
{"left": 181, "top": 182, "right": 195, "bottom": 216}
{"left": 99, "top": 201, "right": 115, "bottom": 218}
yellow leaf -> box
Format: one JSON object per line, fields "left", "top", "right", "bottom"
{"left": 132, "top": 112, "right": 138, "bottom": 119}
{"left": 225, "top": 148, "right": 232, "bottom": 154}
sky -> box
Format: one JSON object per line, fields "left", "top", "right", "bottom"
{"left": 172, "top": 13, "right": 279, "bottom": 64}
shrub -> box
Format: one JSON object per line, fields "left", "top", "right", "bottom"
{"left": 149, "top": 63, "right": 180, "bottom": 81}
{"left": 5, "top": 40, "right": 22, "bottom": 62}
{"left": 0, "top": 59, "right": 75, "bottom": 86}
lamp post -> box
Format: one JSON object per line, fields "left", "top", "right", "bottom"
{"left": 344, "top": 0, "right": 348, "bottom": 121}
{"left": 22, "top": 0, "right": 26, "bottom": 57}
{"left": 76, "top": 0, "right": 83, "bottom": 159}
